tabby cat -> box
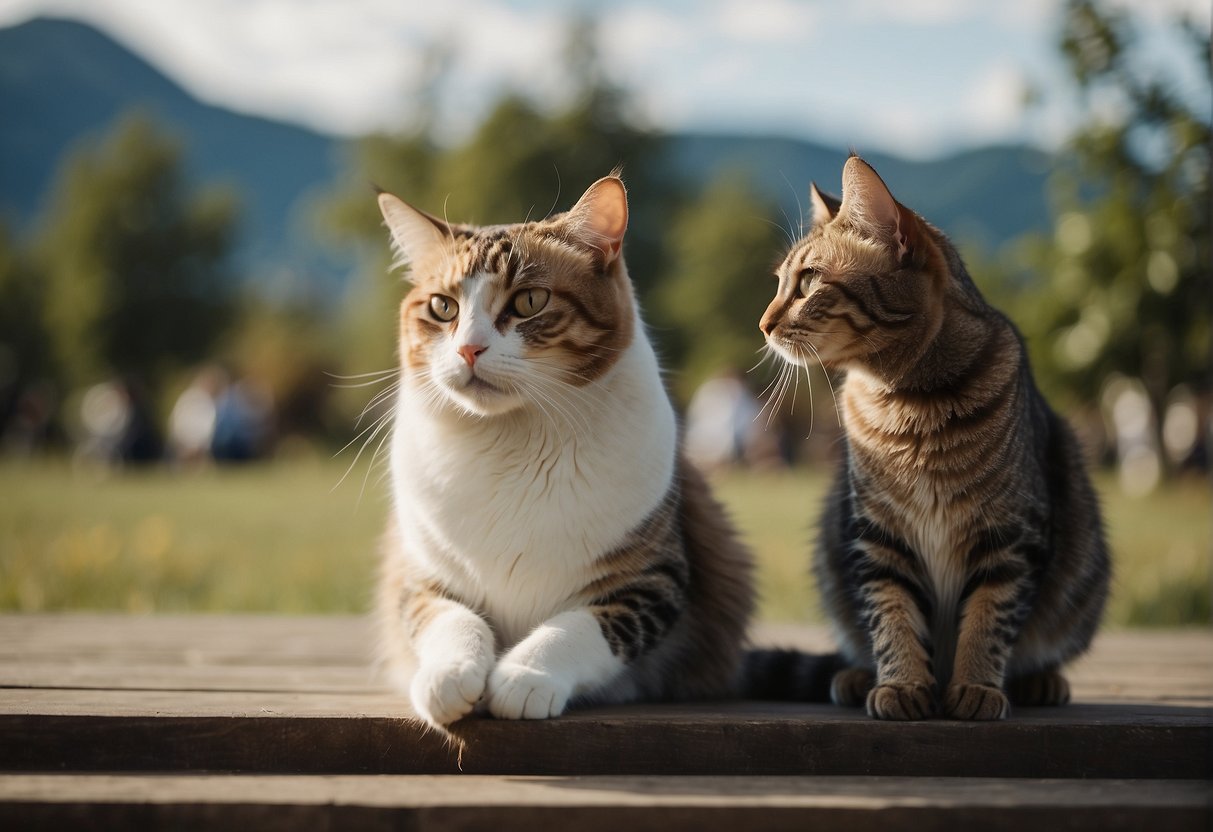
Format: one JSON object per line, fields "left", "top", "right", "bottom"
{"left": 758, "top": 156, "right": 1110, "bottom": 720}
{"left": 374, "top": 175, "right": 754, "bottom": 731}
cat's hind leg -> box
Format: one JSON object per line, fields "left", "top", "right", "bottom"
{"left": 830, "top": 666, "right": 875, "bottom": 707}
{"left": 1006, "top": 668, "right": 1071, "bottom": 706}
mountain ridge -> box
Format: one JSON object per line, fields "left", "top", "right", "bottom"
{"left": 0, "top": 16, "right": 1051, "bottom": 298}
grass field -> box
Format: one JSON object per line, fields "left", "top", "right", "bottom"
{"left": 0, "top": 457, "right": 1208, "bottom": 626}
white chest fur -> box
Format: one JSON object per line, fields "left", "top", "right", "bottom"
{"left": 390, "top": 326, "right": 677, "bottom": 648}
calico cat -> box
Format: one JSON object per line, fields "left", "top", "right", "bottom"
{"left": 758, "top": 156, "right": 1110, "bottom": 720}
{"left": 374, "top": 175, "right": 754, "bottom": 731}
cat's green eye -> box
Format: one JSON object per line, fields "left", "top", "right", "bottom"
{"left": 428, "top": 294, "right": 459, "bottom": 322}
{"left": 798, "top": 270, "right": 819, "bottom": 298}
{"left": 511, "top": 287, "right": 550, "bottom": 318}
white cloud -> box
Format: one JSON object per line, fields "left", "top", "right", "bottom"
{"left": 847, "top": 0, "right": 976, "bottom": 26}
{"left": 601, "top": 4, "right": 692, "bottom": 58}
{"left": 960, "top": 62, "right": 1029, "bottom": 142}
{"left": 0, "top": 0, "right": 574, "bottom": 136}
{"left": 995, "top": 0, "right": 1060, "bottom": 29}
{"left": 1109, "top": 0, "right": 1211, "bottom": 26}
{"left": 842, "top": 0, "right": 1060, "bottom": 30}
{"left": 598, "top": 5, "right": 705, "bottom": 128}
{"left": 709, "top": 0, "right": 819, "bottom": 43}
{"left": 8, "top": 0, "right": 1200, "bottom": 158}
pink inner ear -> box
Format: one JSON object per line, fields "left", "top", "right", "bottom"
{"left": 573, "top": 177, "right": 628, "bottom": 261}
{"left": 594, "top": 188, "right": 627, "bottom": 238}
{"left": 839, "top": 158, "right": 911, "bottom": 254}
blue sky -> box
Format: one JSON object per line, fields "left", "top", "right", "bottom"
{"left": 0, "top": 0, "right": 1207, "bottom": 158}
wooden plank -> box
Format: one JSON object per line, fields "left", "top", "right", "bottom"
{"left": 3, "top": 686, "right": 1210, "bottom": 722}
{"left": 2, "top": 615, "right": 1210, "bottom": 704}
{"left": 0, "top": 774, "right": 1207, "bottom": 832}
{"left": 3, "top": 663, "right": 1206, "bottom": 702}
{"left": 1, "top": 615, "right": 1209, "bottom": 778}
{"left": 7, "top": 615, "right": 1211, "bottom": 664}
{"left": 0, "top": 775, "right": 1208, "bottom": 832}
{"left": 0, "top": 699, "right": 1207, "bottom": 778}
{"left": 0, "top": 615, "right": 371, "bottom": 667}
{"left": 0, "top": 663, "right": 383, "bottom": 693}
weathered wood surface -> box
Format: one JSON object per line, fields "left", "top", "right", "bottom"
{"left": 3, "top": 615, "right": 1209, "bottom": 702}
{"left": 1, "top": 615, "right": 1209, "bottom": 780}
{"left": 1, "top": 775, "right": 1209, "bottom": 832}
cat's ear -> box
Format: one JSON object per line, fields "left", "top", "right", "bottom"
{"left": 377, "top": 191, "right": 452, "bottom": 269}
{"left": 839, "top": 157, "right": 917, "bottom": 260}
{"left": 564, "top": 175, "right": 628, "bottom": 265}
{"left": 809, "top": 182, "right": 842, "bottom": 226}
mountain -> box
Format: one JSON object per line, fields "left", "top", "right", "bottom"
{"left": 664, "top": 134, "right": 1052, "bottom": 250}
{"left": 0, "top": 17, "right": 347, "bottom": 291}
{"left": 0, "top": 17, "right": 1052, "bottom": 302}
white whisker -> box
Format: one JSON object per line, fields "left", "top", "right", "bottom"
{"left": 780, "top": 170, "right": 806, "bottom": 239}
{"left": 332, "top": 408, "right": 393, "bottom": 493}
{"left": 803, "top": 340, "right": 842, "bottom": 427}
{"left": 326, "top": 367, "right": 397, "bottom": 381}
{"left": 353, "top": 380, "right": 401, "bottom": 429}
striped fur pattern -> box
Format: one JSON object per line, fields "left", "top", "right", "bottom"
{"left": 760, "top": 157, "right": 1110, "bottom": 720}
{"left": 374, "top": 176, "right": 754, "bottom": 731}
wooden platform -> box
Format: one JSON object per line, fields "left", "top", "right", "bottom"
{"left": 1, "top": 615, "right": 1210, "bottom": 829}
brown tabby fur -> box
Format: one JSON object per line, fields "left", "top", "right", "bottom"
{"left": 394, "top": 214, "right": 635, "bottom": 386}
{"left": 760, "top": 157, "right": 1110, "bottom": 720}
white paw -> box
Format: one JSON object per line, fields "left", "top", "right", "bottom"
{"left": 486, "top": 660, "right": 574, "bottom": 720}
{"left": 409, "top": 653, "right": 492, "bottom": 728}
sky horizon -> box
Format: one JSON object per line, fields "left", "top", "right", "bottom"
{"left": 1, "top": 0, "right": 1208, "bottom": 160}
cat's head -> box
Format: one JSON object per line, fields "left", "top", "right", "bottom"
{"left": 377, "top": 175, "right": 635, "bottom": 417}
{"left": 760, "top": 156, "right": 947, "bottom": 372}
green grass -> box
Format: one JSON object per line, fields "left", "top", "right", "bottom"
{"left": 0, "top": 457, "right": 384, "bottom": 613}
{"left": 0, "top": 458, "right": 1208, "bottom": 626}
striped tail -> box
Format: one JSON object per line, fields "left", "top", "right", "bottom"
{"left": 740, "top": 648, "right": 847, "bottom": 702}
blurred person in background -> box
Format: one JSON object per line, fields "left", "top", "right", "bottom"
{"left": 685, "top": 368, "right": 789, "bottom": 470}
{"left": 76, "top": 375, "right": 161, "bottom": 466}
{"left": 167, "top": 365, "right": 226, "bottom": 466}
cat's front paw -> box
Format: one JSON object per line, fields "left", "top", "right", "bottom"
{"left": 944, "top": 683, "right": 1009, "bottom": 720}
{"left": 486, "top": 660, "right": 574, "bottom": 720}
{"left": 410, "top": 654, "right": 492, "bottom": 728}
{"left": 866, "top": 682, "right": 936, "bottom": 720}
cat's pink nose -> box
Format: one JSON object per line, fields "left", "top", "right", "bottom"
{"left": 458, "top": 344, "right": 487, "bottom": 367}
{"left": 759, "top": 311, "right": 777, "bottom": 336}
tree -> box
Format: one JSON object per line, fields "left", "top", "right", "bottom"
{"left": 37, "top": 113, "right": 240, "bottom": 392}
{"left": 654, "top": 172, "right": 785, "bottom": 399}
{"left": 0, "top": 222, "right": 50, "bottom": 432}
{"left": 1015, "top": 0, "right": 1210, "bottom": 437}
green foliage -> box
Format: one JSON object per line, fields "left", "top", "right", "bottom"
{"left": 1014, "top": 0, "right": 1211, "bottom": 414}
{"left": 37, "top": 113, "right": 240, "bottom": 391}
{"left": 654, "top": 172, "right": 785, "bottom": 397}
{"left": 0, "top": 222, "right": 50, "bottom": 384}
